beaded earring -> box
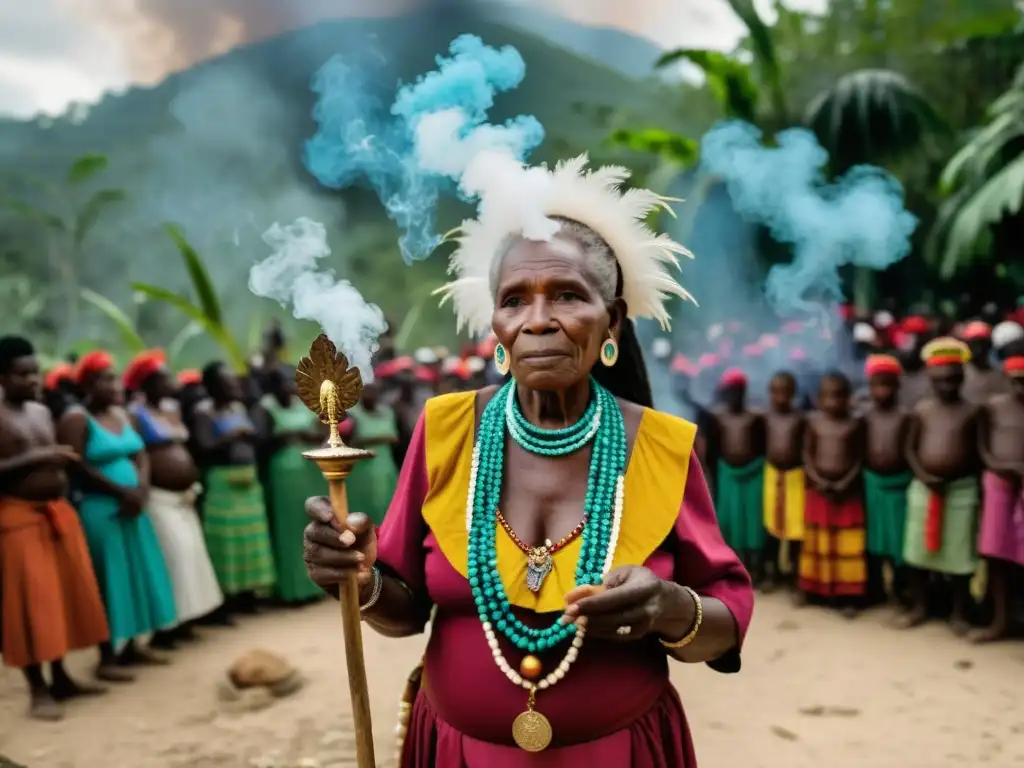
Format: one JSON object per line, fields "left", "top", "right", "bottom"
{"left": 600, "top": 336, "right": 619, "bottom": 367}
{"left": 493, "top": 342, "right": 510, "bottom": 375}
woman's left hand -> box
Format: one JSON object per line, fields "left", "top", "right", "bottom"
{"left": 562, "top": 565, "right": 680, "bottom": 642}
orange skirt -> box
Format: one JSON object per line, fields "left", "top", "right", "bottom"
{"left": 1, "top": 496, "right": 109, "bottom": 668}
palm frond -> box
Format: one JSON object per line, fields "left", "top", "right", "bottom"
{"left": 805, "top": 69, "right": 946, "bottom": 169}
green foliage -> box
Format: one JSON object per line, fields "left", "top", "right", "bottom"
{"left": 164, "top": 223, "right": 224, "bottom": 325}
{"left": 131, "top": 225, "right": 246, "bottom": 372}
{"left": 606, "top": 128, "right": 699, "bottom": 166}
{"left": 74, "top": 189, "right": 128, "bottom": 248}
{"left": 656, "top": 49, "right": 760, "bottom": 124}
{"left": 805, "top": 69, "right": 949, "bottom": 169}
{"left": 67, "top": 153, "right": 109, "bottom": 184}
{"left": 927, "top": 62, "right": 1024, "bottom": 277}
{"left": 79, "top": 288, "right": 146, "bottom": 353}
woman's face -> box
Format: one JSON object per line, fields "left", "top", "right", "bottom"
{"left": 492, "top": 235, "right": 621, "bottom": 391}
{"left": 91, "top": 368, "right": 122, "bottom": 406}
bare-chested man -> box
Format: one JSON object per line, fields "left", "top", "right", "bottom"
{"left": 0, "top": 336, "right": 110, "bottom": 720}
{"left": 799, "top": 372, "right": 866, "bottom": 615}
{"left": 707, "top": 368, "right": 765, "bottom": 577}
{"left": 974, "top": 344, "right": 1024, "bottom": 642}
{"left": 761, "top": 371, "right": 805, "bottom": 591}
{"left": 862, "top": 355, "right": 913, "bottom": 607}
{"left": 963, "top": 321, "right": 1009, "bottom": 405}
{"left": 901, "top": 337, "right": 981, "bottom": 634}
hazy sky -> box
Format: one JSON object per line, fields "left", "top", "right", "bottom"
{"left": 0, "top": 0, "right": 826, "bottom": 118}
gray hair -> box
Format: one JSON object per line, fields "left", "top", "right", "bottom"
{"left": 488, "top": 216, "right": 619, "bottom": 303}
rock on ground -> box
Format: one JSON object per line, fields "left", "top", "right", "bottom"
{"left": 1, "top": 594, "right": 1022, "bottom": 767}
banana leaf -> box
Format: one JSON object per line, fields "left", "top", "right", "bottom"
{"left": 73, "top": 189, "right": 127, "bottom": 248}
{"left": 606, "top": 128, "right": 699, "bottom": 166}
{"left": 930, "top": 155, "right": 1024, "bottom": 277}
{"left": 80, "top": 288, "right": 147, "bottom": 354}
{"left": 655, "top": 49, "right": 759, "bottom": 124}
{"left": 67, "top": 154, "right": 109, "bottom": 184}
{"left": 164, "top": 223, "right": 223, "bottom": 326}
{"left": 724, "top": 0, "right": 788, "bottom": 124}
{"left": 131, "top": 281, "right": 247, "bottom": 372}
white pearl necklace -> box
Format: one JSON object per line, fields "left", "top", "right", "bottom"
{"left": 464, "top": 429, "right": 627, "bottom": 698}
{"left": 483, "top": 619, "right": 587, "bottom": 690}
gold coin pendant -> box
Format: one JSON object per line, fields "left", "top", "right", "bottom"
{"left": 511, "top": 709, "right": 553, "bottom": 752}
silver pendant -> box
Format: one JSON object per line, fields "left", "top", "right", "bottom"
{"left": 526, "top": 547, "right": 553, "bottom": 593}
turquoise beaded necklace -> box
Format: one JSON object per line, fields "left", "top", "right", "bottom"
{"left": 467, "top": 378, "right": 627, "bottom": 653}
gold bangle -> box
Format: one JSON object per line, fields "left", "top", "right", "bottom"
{"left": 659, "top": 586, "right": 703, "bottom": 649}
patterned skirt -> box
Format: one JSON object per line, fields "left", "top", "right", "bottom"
{"left": 202, "top": 465, "right": 276, "bottom": 595}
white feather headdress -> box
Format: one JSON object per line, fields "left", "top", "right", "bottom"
{"left": 433, "top": 154, "right": 696, "bottom": 338}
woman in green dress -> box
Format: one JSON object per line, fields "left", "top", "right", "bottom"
{"left": 255, "top": 366, "right": 327, "bottom": 604}
{"left": 345, "top": 381, "right": 400, "bottom": 526}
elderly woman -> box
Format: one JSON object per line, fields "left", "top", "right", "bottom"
{"left": 302, "top": 159, "right": 753, "bottom": 766}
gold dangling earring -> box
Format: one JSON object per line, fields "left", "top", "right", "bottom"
{"left": 493, "top": 342, "right": 510, "bottom": 376}
{"left": 600, "top": 335, "right": 619, "bottom": 367}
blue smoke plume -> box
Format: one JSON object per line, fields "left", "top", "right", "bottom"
{"left": 304, "top": 34, "right": 544, "bottom": 264}
{"left": 699, "top": 121, "right": 917, "bottom": 317}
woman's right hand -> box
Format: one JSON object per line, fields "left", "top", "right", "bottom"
{"left": 303, "top": 497, "right": 378, "bottom": 597}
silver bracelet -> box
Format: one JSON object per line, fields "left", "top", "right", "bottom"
{"left": 360, "top": 566, "right": 384, "bottom": 612}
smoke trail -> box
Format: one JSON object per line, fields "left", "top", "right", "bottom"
{"left": 248, "top": 217, "right": 387, "bottom": 380}
{"left": 700, "top": 121, "right": 917, "bottom": 317}
{"left": 304, "top": 34, "right": 546, "bottom": 264}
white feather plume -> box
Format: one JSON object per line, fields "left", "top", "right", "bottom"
{"left": 433, "top": 153, "right": 695, "bottom": 337}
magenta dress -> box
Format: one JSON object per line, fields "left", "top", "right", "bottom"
{"left": 375, "top": 392, "right": 755, "bottom": 767}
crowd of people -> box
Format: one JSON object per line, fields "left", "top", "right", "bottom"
{"left": 688, "top": 307, "right": 1024, "bottom": 644}
{"left": 0, "top": 325, "right": 438, "bottom": 721}
{"left": 2, "top": 303, "right": 1022, "bottom": 724}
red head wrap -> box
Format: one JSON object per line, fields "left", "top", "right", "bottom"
{"left": 901, "top": 315, "right": 930, "bottom": 335}
{"left": 122, "top": 349, "right": 167, "bottom": 391}
{"left": 44, "top": 363, "right": 74, "bottom": 392}
{"left": 415, "top": 365, "right": 437, "bottom": 383}
{"left": 177, "top": 368, "right": 202, "bottom": 386}
{"left": 788, "top": 347, "right": 807, "bottom": 361}
{"left": 73, "top": 350, "right": 113, "bottom": 385}
{"left": 1004, "top": 356, "right": 1024, "bottom": 377}
{"left": 719, "top": 368, "right": 747, "bottom": 388}
{"left": 758, "top": 334, "right": 780, "bottom": 349}
{"left": 374, "top": 356, "right": 413, "bottom": 379}
{"left": 865, "top": 354, "right": 902, "bottom": 378}
{"left": 961, "top": 321, "right": 992, "bottom": 341}
{"left": 839, "top": 304, "right": 855, "bottom": 321}
{"left": 477, "top": 335, "right": 498, "bottom": 359}
{"left": 670, "top": 354, "right": 695, "bottom": 375}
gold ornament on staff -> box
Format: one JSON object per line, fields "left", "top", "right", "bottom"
{"left": 296, "top": 333, "right": 376, "bottom": 768}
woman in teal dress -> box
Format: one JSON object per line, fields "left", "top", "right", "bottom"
{"left": 58, "top": 351, "right": 177, "bottom": 680}
{"left": 255, "top": 366, "right": 326, "bottom": 604}
{"left": 345, "top": 381, "right": 400, "bottom": 526}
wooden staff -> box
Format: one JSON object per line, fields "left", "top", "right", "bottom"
{"left": 296, "top": 334, "right": 376, "bottom": 768}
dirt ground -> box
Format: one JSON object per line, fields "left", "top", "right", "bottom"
{"left": 1, "top": 592, "right": 1022, "bottom": 768}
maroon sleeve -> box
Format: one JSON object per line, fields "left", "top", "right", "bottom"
{"left": 671, "top": 454, "right": 754, "bottom": 673}
{"left": 374, "top": 412, "right": 430, "bottom": 599}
